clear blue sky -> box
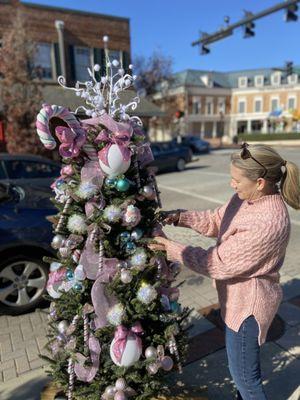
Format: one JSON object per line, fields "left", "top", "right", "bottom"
{"left": 23, "top": 0, "right": 300, "bottom": 73}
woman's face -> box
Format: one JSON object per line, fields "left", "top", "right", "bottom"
{"left": 230, "top": 164, "right": 258, "bottom": 200}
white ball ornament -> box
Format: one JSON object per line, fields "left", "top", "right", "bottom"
{"left": 115, "top": 378, "right": 126, "bottom": 391}
{"left": 51, "top": 234, "right": 65, "bottom": 249}
{"left": 57, "top": 320, "right": 69, "bottom": 334}
{"left": 145, "top": 346, "right": 157, "bottom": 359}
{"left": 99, "top": 144, "right": 131, "bottom": 177}
{"left": 112, "top": 59, "right": 119, "bottom": 67}
{"left": 94, "top": 64, "right": 100, "bottom": 72}
{"left": 137, "top": 284, "right": 157, "bottom": 304}
{"left": 103, "top": 205, "right": 123, "bottom": 223}
{"left": 110, "top": 334, "right": 142, "bottom": 367}
{"left": 104, "top": 385, "right": 116, "bottom": 399}
{"left": 67, "top": 214, "right": 87, "bottom": 234}
{"left": 120, "top": 269, "right": 133, "bottom": 284}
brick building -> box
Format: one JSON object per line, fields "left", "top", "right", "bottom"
{"left": 0, "top": 0, "right": 163, "bottom": 140}
{"left": 151, "top": 67, "right": 300, "bottom": 143}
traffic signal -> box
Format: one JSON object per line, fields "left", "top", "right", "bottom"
{"left": 286, "top": 61, "right": 294, "bottom": 76}
{"left": 201, "top": 44, "right": 210, "bottom": 55}
{"left": 285, "top": 4, "right": 298, "bottom": 22}
{"left": 175, "top": 110, "right": 184, "bottom": 119}
{"left": 244, "top": 21, "right": 255, "bottom": 38}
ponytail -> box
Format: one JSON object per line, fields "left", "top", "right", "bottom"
{"left": 280, "top": 161, "right": 300, "bottom": 210}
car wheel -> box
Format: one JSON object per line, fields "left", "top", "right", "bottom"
{"left": 176, "top": 158, "right": 186, "bottom": 171}
{"left": 0, "top": 256, "right": 48, "bottom": 315}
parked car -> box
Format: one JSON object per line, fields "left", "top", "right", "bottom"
{"left": 0, "top": 153, "right": 61, "bottom": 189}
{"left": 150, "top": 141, "right": 192, "bottom": 172}
{"left": 174, "top": 136, "right": 210, "bottom": 154}
{"left": 0, "top": 182, "right": 56, "bottom": 315}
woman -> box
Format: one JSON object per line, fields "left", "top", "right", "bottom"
{"left": 149, "top": 143, "right": 300, "bottom": 400}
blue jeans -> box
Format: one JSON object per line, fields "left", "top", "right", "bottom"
{"left": 225, "top": 316, "right": 267, "bottom": 400}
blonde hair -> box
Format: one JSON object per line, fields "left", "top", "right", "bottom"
{"left": 231, "top": 144, "right": 300, "bottom": 210}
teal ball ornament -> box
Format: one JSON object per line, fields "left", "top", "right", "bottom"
{"left": 120, "top": 231, "right": 131, "bottom": 242}
{"left": 131, "top": 228, "right": 143, "bottom": 241}
{"left": 66, "top": 269, "right": 74, "bottom": 281}
{"left": 105, "top": 177, "right": 117, "bottom": 188}
{"left": 125, "top": 241, "right": 136, "bottom": 254}
{"left": 116, "top": 178, "right": 130, "bottom": 192}
{"left": 170, "top": 301, "right": 181, "bottom": 313}
{"left": 73, "top": 282, "right": 84, "bottom": 292}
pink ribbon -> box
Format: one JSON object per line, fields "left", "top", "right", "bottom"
{"left": 112, "top": 323, "right": 143, "bottom": 363}
{"left": 55, "top": 126, "right": 86, "bottom": 158}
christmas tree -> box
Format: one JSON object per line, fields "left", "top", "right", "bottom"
{"left": 36, "top": 36, "right": 189, "bottom": 400}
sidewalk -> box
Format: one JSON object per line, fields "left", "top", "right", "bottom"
{"left": 0, "top": 225, "right": 299, "bottom": 399}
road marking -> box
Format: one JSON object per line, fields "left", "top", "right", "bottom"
{"left": 159, "top": 184, "right": 300, "bottom": 227}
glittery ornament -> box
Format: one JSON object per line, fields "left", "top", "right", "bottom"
{"left": 120, "top": 269, "right": 133, "bottom": 283}
{"left": 107, "top": 303, "right": 125, "bottom": 326}
{"left": 75, "top": 182, "right": 98, "bottom": 199}
{"left": 137, "top": 284, "right": 157, "bottom": 304}
{"left": 51, "top": 234, "right": 65, "bottom": 249}
{"left": 67, "top": 214, "right": 87, "bottom": 234}
{"left": 116, "top": 178, "right": 130, "bottom": 192}
{"left": 122, "top": 205, "right": 141, "bottom": 227}
{"left": 103, "top": 205, "right": 122, "bottom": 223}
{"left": 145, "top": 346, "right": 157, "bottom": 359}
{"left": 130, "top": 248, "right": 147, "bottom": 269}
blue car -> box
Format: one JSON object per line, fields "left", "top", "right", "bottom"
{"left": 0, "top": 182, "right": 56, "bottom": 315}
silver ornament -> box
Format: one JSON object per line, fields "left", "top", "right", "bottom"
{"left": 57, "top": 320, "right": 69, "bottom": 334}
{"left": 51, "top": 234, "right": 65, "bottom": 249}
{"left": 120, "top": 270, "right": 133, "bottom": 284}
{"left": 142, "top": 185, "right": 155, "bottom": 199}
{"left": 145, "top": 346, "right": 157, "bottom": 359}
{"left": 115, "top": 378, "right": 127, "bottom": 391}
{"left": 147, "top": 362, "right": 159, "bottom": 375}
{"left": 104, "top": 385, "right": 116, "bottom": 398}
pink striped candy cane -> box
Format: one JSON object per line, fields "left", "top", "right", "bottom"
{"left": 36, "top": 104, "right": 83, "bottom": 149}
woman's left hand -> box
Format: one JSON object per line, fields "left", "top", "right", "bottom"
{"left": 147, "top": 236, "right": 169, "bottom": 252}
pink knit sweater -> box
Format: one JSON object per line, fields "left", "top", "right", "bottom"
{"left": 163, "top": 193, "right": 290, "bottom": 345}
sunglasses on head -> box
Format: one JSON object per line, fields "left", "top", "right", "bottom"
{"left": 240, "top": 143, "right": 268, "bottom": 178}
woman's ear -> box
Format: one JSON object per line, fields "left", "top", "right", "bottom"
{"left": 256, "top": 178, "right": 266, "bottom": 191}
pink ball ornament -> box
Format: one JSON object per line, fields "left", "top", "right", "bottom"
{"left": 114, "top": 391, "right": 127, "bottom": 400}
{"left": 160, "top": 356, "right": 174, "bottom": 371}
{"left": 99, "top": 144, "right": 131, "bottom": 177}
{"left": 122, "top": 205, "right": 141, "bottom": 228}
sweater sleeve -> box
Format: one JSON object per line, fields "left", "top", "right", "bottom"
{"left": 164, "top": 220, "right": 286, "bottom": 280}
{"left": 177, "top": 201, "right": 229, "bottom": 238}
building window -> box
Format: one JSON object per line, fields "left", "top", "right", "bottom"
{"left": 33, "top": 43, "right": 53, "bottom": 79}
{"left": 271, "top": 73, "right": 281, "bottom": 86}
{"left": 271, "top": 98, "right": 279, "bottom": 111}
{"left": 192, "top": 98, "right": 201, "bottom": 114}
{"left": 238, "top": 77, "right": 247, "bottom": 88}
{"left": 254, "top": 99, "right": 262, "bottom": 113}
{"left": 218, "top": 98, "right": 225, "bottom": 114}
{"left": 238, "top": 100, "right": 246, "bottom": 114}
{"left": 288, "top": 74, "right": 298, "bottom": 84}
{"left": 109, "top": 49, "right": 122, "bottom": 76}
{"left": 74, "top": 46, "right": 92, "bottom": 81}
{"left": 205, "top": 101, "right": 213, "bottom": 115}
{"left": 254, "top": 75, "right": 264, "bottom": 87}
{"left": 288, "top": 97, "right": 296, "bottom": 110}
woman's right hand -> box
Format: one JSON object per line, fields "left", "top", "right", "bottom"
{"left": 158, "top": 209, "right": 185, "bottom": 225}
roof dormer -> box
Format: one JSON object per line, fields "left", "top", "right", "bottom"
{"left": 238, "top": 76, "right": 248, "bottom": 88}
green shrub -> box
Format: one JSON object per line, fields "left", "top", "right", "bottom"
{"left": 238, "top": 133, "right": 300, "bottom": 141}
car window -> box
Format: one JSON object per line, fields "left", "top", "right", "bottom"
{"left": 5, "top": 160, "right": 61, "bottom": 179}
{"left": 0, "top": 163, "right": 7, "bottom": 179}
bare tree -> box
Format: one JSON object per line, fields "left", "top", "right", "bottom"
{"left": 133, "top": 50, "right": 173, "bottom": 96}
{"left": 0, "top": 8, "right": 44, "bottom": 155}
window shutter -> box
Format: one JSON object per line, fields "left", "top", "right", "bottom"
{"left": 122, "top": 51, "right": 131, "bottom": 73}
{"left": 68, "top": 45, "right": 76, "bottom": 81}
{"left": 54, "top": 43, "right": 61, "bottom": 77}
